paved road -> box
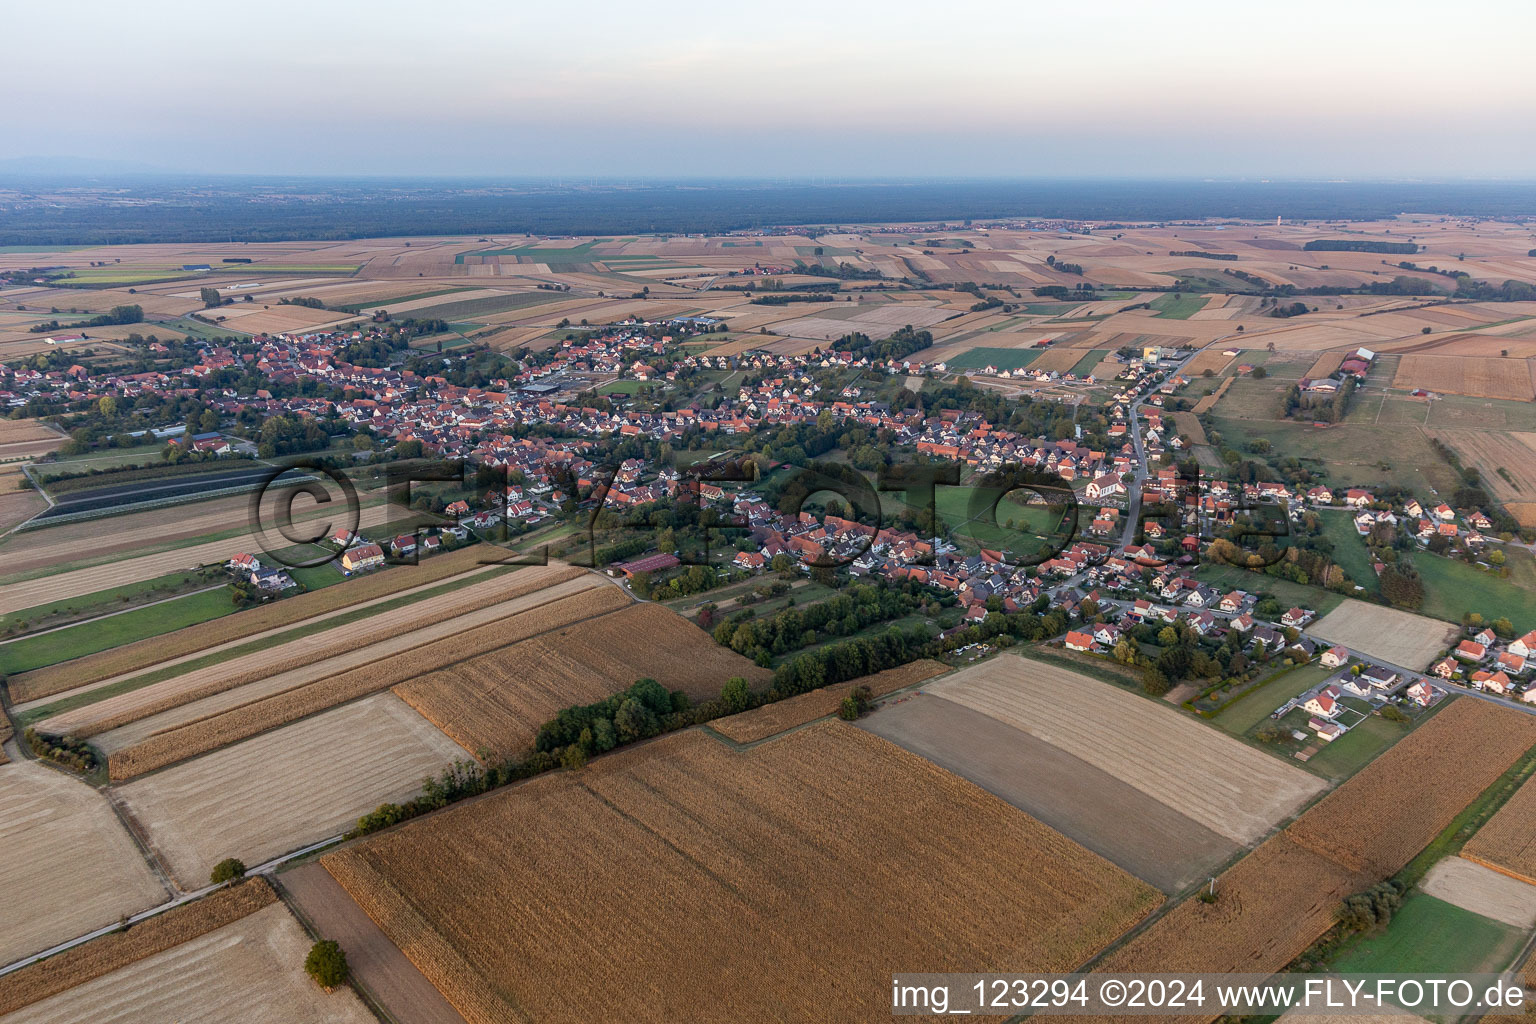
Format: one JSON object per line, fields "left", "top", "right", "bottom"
{"left": 1119, "top": 351, "right": 1198, "bottom": 550}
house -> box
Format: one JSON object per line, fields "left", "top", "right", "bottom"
{"left": 227, "top": 552, "right": 261, "bottom": 573}
{"left": 1281, "top": 607, "right": 1313, "bottom": 628}
{"left": 1510, "top": 630, "right": 1536, "bottom": 660}
{"left": 1085, "top": 475, "right": 1124, "bottom": 501}
{"left": 1302, "top": 686, "right": 1342, "bottom": 718}
{"left": 1320, "top": 645, "right": 1350, "bottom": 669}
{"left": 734, "top": 551, "right": 766, "bottom": 571}
{"left": 445, "top": 499, "right": 471, "bottom": 517}
{"left": 1431, "top": 657, "right": 1458, "bottom": 679}
{"left": 251, "top": 566, "right": 294, "bottom": 591}
{"left": 1360, "top": 665, "right": 1398, "bottom": 689}
{"left": 1472, "top": 670, "right": 1513, "bottom": 695}
{"left": 340, "top": 543, "right": 385, "bottom": 574}
{"left": 1063, "top": 630, "right": 1097, "bottom": 652}
{"left": 1455, "top": 640, "right": 1487, "bottom": 662}
{"left": 391, "top": 534, "right": 418, "bottom": 558}
{"left": 1093, "top": 623, "right": 1123, "bottom": 647}
{"left": 1406, "top": 680, "right": 1435, "bottom": 706}
{"left": 1497, "top": 650, "right": 1527, "bottom": 676}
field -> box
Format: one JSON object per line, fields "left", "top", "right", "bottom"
{"left": 323, "top": 723, "right": 1161, "bottom": 1024}
{"left": 0, "top": 418, "right": 63, "bottom": 444}
{"left": 1182, "top": 347, "right": 1237, "bottom": 376}
{"left": 1463, "top": 769, "right": 1536, "bottom": 885}
{"left": 1057, "top": 698, "right": 1536, "bottom": 1024}
{"left": 103, "top": 578, "right": 623, "bottom": 780}
{"left": 1331, "top": 891, "right": 1525, "bottom": 976}
{"left": 114, "top": 693, "right": 466, "bottom": 889}
{"left": 709, "top": 660, "right": 948, "bottom": 744}
{"left": 862, "top": 692, "right": 1240, "bottom": 893}
{"left": 33, "top": 566, "right": 586, "bottom": 741}
{"left": 1412, "top": 548, "right": 1536, "bottom": 634}
{"left": 0, "top": 878, "right": 275, "bottom": 1015}
{"left": 8, "top": 543, "right": 503, "bottom": 703}
{"left": 1417, "top": 856, "right": 1536, "bottom": 929}
{"left": 944, "top": 346, "right": 1042, "bottom": 372}
{"left": 395, "top": 602, "right": 772, "bottom": 758}
{"left": 1306, "top": 598, "right": 1458, "bottom": 670}
{"left": 0, "top": 499, "right": 407, "bottom": 616}
{"left": 0, "top": 761, "right": 165, "bottom": 966}
{"left": 0, "top": 902, "right": 374, "bottom": 1024}
{"left": 921, "top": 654, "right": 1325, "bottom": 844}
{"left": 1393, "top": 354, "right": 1536, "bottom": 401}
{"left": 1431, "top": 429, "right": 1536, "bottom": 525}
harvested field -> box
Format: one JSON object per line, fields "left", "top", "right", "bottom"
{"left": 1307, "top": 599, "right": 1457, "bottom": 671}
{"left": 0, "top": 902, "right": 374, "bottom": 1024}
{"left": 1287, "top": 699, "right": 1536, "bottom": 876}
{"left": 1430, "top": 430, "right": 1536, "bottom": 524}
{"left": 395, "top": 602, "right": 771, "bottom": 758}
{"left": 0, "top": 418, "right": 62, "bottom": 444}
{"left": 324, "top": 723, "right": 1161, "bottom": 1024}
{"left": 1026, "top": 348, "right": 1087, "bottom": 374}
{"left": 1393, "top": 354, "right": 1536, "bottom": 401}
{"left": 1305, "top": 350, "right": 1347, "bottom": 379}
{"left": 106, "top": 580, "right": 626, "bottom": 780}
{"left": 1463, "top": 768, "right": 1536, "bottom": 885}
{"left": 0, "top": 761, "right": 165, "bottom": 966}
{"left": 9, "top": 543, "right": 504, "bottom": 703}
{"left": 1183, "top": 348, "right": 1238, "bottom": 376}
{"left": 1170, "top": 411, "right": 1208, "bottom": 445}
{"left": 0, "top": 878, "right": 275, "bottom": 1016}
{"left": 115, "top": 693, "right": 466, "bottom": 889}
{"left": 1419, "top": 857, "right": 1536, "bottom": 929}
{"left": 1191, "top": 375, "right": 1234, "bottom": 414}
{"left": 1054, "top": 698, "right": 1536, "bottom": 1024}
{"left": 927, "top": 654, "right": 1324, "bottom": 844}
{"left": 862, "top": 692, "right": 1240, "bottom": 893}
{"left": 38, "top": 565, "right": 585, "bottom": 740}
{"left": 709, "top": 660, "right": 948, "bottom": 744}
{"left": 0, "top": 481, "right": 45, "bottom": 533}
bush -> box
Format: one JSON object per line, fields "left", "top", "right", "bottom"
{"left": 304, "top": 939, "right": 349, "bottom": 990}
{"left": 209, "top": 858, "right": 246, "bottom": 884}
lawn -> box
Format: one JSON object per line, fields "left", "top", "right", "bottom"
{"left": 1303, "top": 712, "right": 1410, "bottom": 781}
{"left": 1194, "top": 562, "right": 1346, "bottom": 616}
{"left": 1331, "top": 892, "right": 1524, "bottom": 975}
{"left": 1210, "top": 661, "right": 1334, "bottom": 735}
{"left": 945, "top": 346, "right": 1042, "bottom": 372}
{"left": 1150, "top": 292, "right": 1207, "bottom": 319}
{"left": 883, "top": 477, "right": 1071, "bottom": 561}
{"left": 1316, "top": 509, "right": 1380, "bottom": 595}
{"left": 0, "top": 568, "right": 224, "bottom": 628}
{"left": 0, "top": 585, "right": 235, "bottom": 676}
{"left": 1207, "top": 414, "right": 1465, "bottom": 498}
{"left": 1411, "top": 547, "right": 1536, "bottom": 634}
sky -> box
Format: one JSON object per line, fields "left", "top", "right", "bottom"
{"left": 5, "top": 0, "right": 1534, "bottom": 179}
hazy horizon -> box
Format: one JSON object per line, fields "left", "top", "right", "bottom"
{"left": 6, "top": 0, "right": 1535, "bottom": 180}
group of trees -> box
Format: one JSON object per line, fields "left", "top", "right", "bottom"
{"left": 712, "top": 585, "right": 919, "bottom": 663}
{"left": 1284, "top": 376, "right": 1355, "bottom": 424}
{"left": 535, "top": 677, "right": 684, "bottom": 756}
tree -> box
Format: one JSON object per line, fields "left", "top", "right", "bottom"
{"left": 200, "top": 287, "right": 222, "bottom": 309}
{"left": 720, "top": 676, "right": 751, "bottom": 713}
{"left": 209, "top": 858, "right": 246, "bottom": 884}
{"left": 837, "top": 696, "right": 861, "bottom": 721}
{"left": 1250, "top": 366, "right": 1268, "bottom": 379}
{"left": 97, "top": 395, "right": 117, "bottom": 418}
{"left": 304, "top": 939, "right": 350, "bottom": 991}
